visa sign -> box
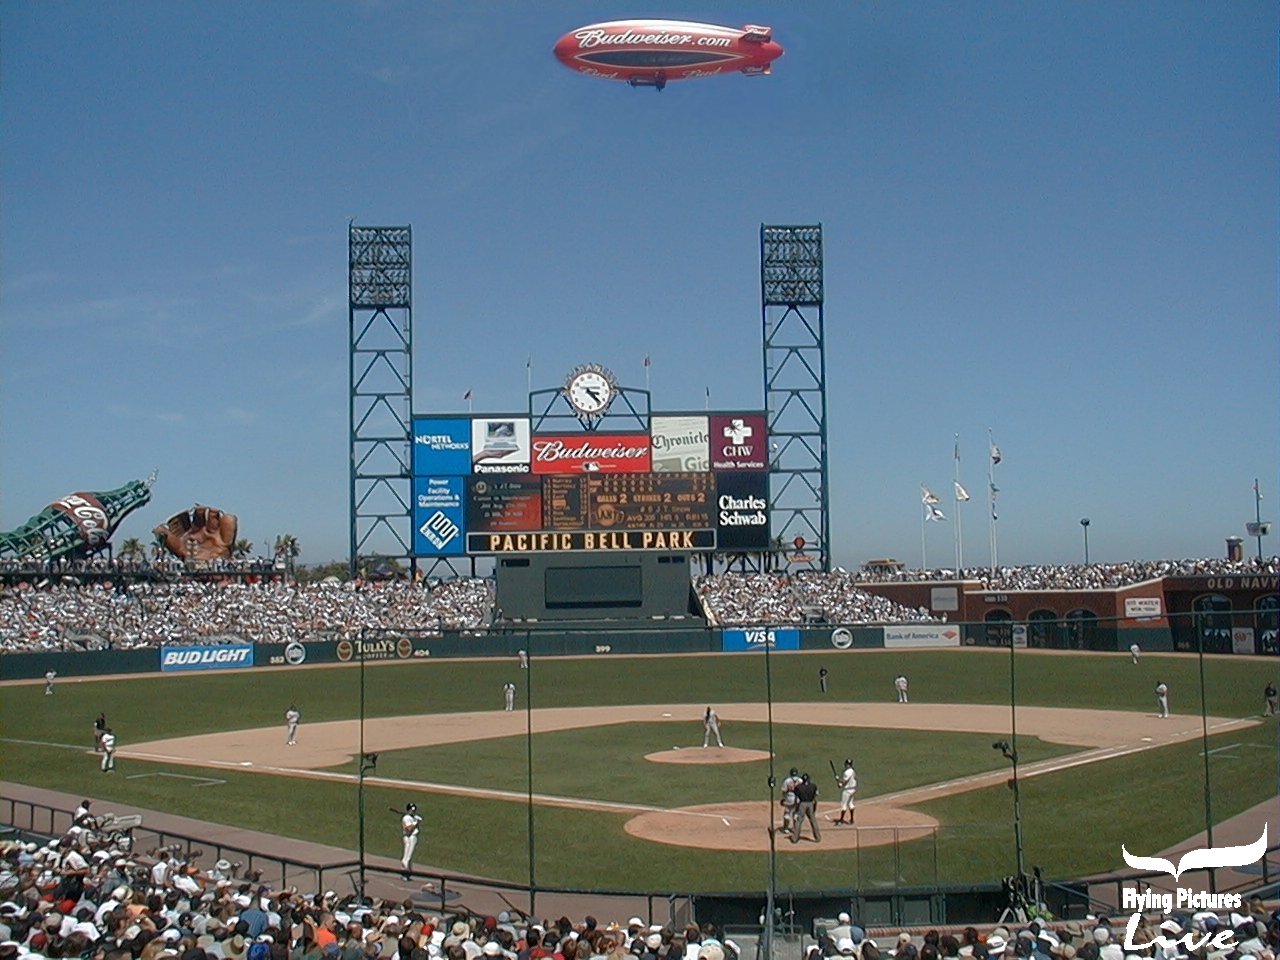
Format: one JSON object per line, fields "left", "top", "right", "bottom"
{"left": 722, "top": 628, "right": 800, "bottom": 652}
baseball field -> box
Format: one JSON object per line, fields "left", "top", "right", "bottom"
{"left": 1, "top": 646, "right": 1274, "bottom": 894}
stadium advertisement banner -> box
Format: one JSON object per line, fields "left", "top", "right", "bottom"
{"left": 412, "top": 417, "right": 471, "bottom": 476}
{"left": 530, "top": 434, "right": 652, "bottom": 474}
{"left": 467, "top": 529, "right": 714, "bottom": 553}
{"left": 160, "top": 644, "right": 254, "bottom": 672}
{"left": 413, "top": 477, "right": 465, "bottom": 555}
{"left": 883, "top": 625, "right": 963, "bottom": 648}
{"left": 709, "top": 414, "right": 767, "bottom": 470}
{"left": 714, "top": 472, "right": 771, "bottom": 551}
{"left": 722, "top": 627, "right": 801, "bottom": 652}
{"left": 471, "top": 418, "right": 531, "bottom": 474}
{"left": 651, "top": 416, "right": 709, "bottom": 472}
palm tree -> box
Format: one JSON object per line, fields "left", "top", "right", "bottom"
{"left": 274, "top": 534, "right": 300, "bottom": 578}
{"left": 118, "top": 537, "right": 144, "bottom": 563}
{"left": 231, "top": 538, "right": 253, "bottom": 560}
{"left": 150, "top": 530, "right": 168, "bottom": 561}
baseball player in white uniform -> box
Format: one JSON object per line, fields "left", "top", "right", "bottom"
{"left": 400, "top": 802, "right": 422, "bottom": 878}
{"left": 834, "top": 759, "right": 857, "bottom": 825}
{"left": 100, "top": 728, "right": 117, "bottom": 773}
{"left": 779, "top": 767, "right": 802, "bottom": 832}
{"left": 518, "top": 649, "right": 528, "bottom": 669}
{"left": 285, "top": 705, "right": 301, "bottom": 745}
{"left": 1155, "top": 681, "right": 1169, "bottom": 718}
{"left": 1129, "top": 643, "right": 1141, "bottom": 664}
{"left": 503, "top": 682, "right": 516, "bottom": 711}
{"left": 894, "top": 674, "right": 909, "bottom": 703}
{"left": 702, "top": 706, "right": 724, "bottom": 748}
{"left": 44, "top": 670, "right": 57, "bottom": 695}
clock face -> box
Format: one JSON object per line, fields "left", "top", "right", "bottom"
{"left": 567, "top": 371, "right": 613, "bottom": 414}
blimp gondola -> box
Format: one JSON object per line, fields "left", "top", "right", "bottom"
{"left": 553, "top": 19, "right": 784, "bottom": 90}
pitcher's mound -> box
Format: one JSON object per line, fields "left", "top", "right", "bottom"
{"left": 625, "top": 801, "right": 938, "bottom": 851}
{"left": 646, "top": 746, "right": 771, "bottom": 764}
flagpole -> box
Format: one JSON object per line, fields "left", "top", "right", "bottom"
{"left": 921, "top": 501, "right": 928, "bottom": 570}
{"left": 644, "top": 355, "right": 651, "bottom": 392}
{"left": 527, "top": 355, "right": 532, "bottom": 395}
{"left": 954, "top": 434, "right": 964, "bottom": 572}
{"left": 1255, "top": 478, "right": 1264, "bottom": 562}
{"left": 987, "top": 428, "right": 998, "bottom": 573}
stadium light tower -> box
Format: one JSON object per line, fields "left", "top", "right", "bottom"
{"left": 1079, "top": 518, "right": 1090, "bottom": 564}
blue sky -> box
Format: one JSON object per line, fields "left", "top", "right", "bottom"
{"left": 2, "top": 2, "right": 1276, "bottom": 569}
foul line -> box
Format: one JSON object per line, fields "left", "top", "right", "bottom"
{"left": 126, "top": 772, "right": 225, "bottom": 787}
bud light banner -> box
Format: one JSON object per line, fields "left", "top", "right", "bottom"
{"left": 160, "top": 644, "right": 254, "bottom": 672}
{"left": 414, "top": 477, "right": 466, "bottom": 555}
{"left": 714, "top": 472, "right": 770, "bottom": 550}
{"left": 722, "top": 628, "right": 800, "bottom": 652}
{"left": 412, "top": 417, "right": 471, "bottom": 476}
{"left": 530, "top": 434, "right": 652, "bottom": 474}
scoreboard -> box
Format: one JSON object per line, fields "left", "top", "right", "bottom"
{"left": 412, "top": 411, "right": 769, "bottom": 556}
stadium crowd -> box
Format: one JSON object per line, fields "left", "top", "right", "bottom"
{"left": 2, "top": 556, "right": 1277, "bottom": 651}
{"left": 695, "top": 574, "right": 935, "bottom": 627}
{"left": 844, "top": 557, "right": 1279, "bottom": 591}
{"left": 0, "top": 581, "right": 493, "bottom": 653}
{"left": 1, "top": 813, "right": 1276, "bottom": 960}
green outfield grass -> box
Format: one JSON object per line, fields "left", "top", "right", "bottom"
{"left": 1, "top": 648, "right": 1275, "bottom": 893}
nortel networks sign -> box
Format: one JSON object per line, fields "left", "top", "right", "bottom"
{"left": 160, "top": 644, "right": 254, "bottom": 672}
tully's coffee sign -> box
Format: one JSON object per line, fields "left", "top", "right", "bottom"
{"left": 335, "top": 637, "right": 416, "bottom": 662}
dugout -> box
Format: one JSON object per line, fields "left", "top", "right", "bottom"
{"left": 494, "top": 551, "right": 701, "bottom": 622}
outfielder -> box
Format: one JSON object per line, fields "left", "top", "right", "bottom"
{"left": 100, "top": 728, "right": 117, "bottom": 773}
{"left": 1265, "top": 681, "right": 1278, "bottom": 717}
{"left": 833, "top": 759, "right": 857, "bottom": 826}
{"left": 518, "top": 649, "right": 529, "bottom": 669}
{"left": 894, "top": 674, "right": 909, "bottom": 703}
{"left": 1155, "top": 680, "right": 1169, "bottom": 718}
{"left": 285, "top": 705, "right": 300, "bottom": 745}
{"left": 1129, "top": 643, "right": 1141, "bottom": 664}
{"left": 818, "top": 667, "right": 829, "bottom": 694}
{"left": 400, "top": 802, "right": 422, "bottom": 878}
{"left": 503, "top": 682, "right": 516, "bottom": 711}
{"left": 44, "top": 670, "right": 56, "bottom": 695}
{"left": 703, "top": 706, "right": 724, "bottom": 748}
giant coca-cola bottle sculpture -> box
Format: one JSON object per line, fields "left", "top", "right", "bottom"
{"left": 0, "top": 474, "right": 155, "bottom": 562}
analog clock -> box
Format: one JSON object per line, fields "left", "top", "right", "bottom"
{"left": 566, "top": 369, "right": 615, "bottom": 416}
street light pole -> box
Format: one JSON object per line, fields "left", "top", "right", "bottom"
{"left": 1080, "top": 518, "right": 1090, "bottom": 565}
{"left": 763, "top": 624, "right": 778, "bottom": 960}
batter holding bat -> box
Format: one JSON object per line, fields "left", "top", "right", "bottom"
{"left": 833, "top": 758, "right": 857, "bottom": 825}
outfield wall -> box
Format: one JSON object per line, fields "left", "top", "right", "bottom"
{"left": 0, "top": 619, "right": 1179, "bottom": 680}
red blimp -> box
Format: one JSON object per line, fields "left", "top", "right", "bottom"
{"left": 553, "top": 19, "right": 783, "bottom": 90}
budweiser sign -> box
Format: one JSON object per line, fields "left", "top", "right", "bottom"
{"left": 531, "top": 435, "right": 652, "bottom": 474}
{"left": 575, "top": 28, "right": 720, "bottom": 49}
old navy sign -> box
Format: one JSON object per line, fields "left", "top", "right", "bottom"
{"left": 530, "top": 434, "right": 652, "bottom": 474}
{"left": 160, "top": 644, "right": 254, "bottom": 672}
{"left": 722, "top": 628, "right": 800, "bottom": 652}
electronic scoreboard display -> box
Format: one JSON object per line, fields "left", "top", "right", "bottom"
{"left": 463, "top": 472, "right": 741, "bottom": 552}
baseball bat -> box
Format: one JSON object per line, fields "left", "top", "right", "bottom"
{"left": 828, "top": 759, "right": 838, "bottom": 780}
{"left": 388, "top": 807, "right": 402, "bottom": 815}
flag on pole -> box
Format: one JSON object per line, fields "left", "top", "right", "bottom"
{"left": 926, "top": 504, "right": 947, "bottom": 522}
{"left": 921, "top": 485, "right": 941, "bottom": 505}
{"left": 462, "top": 388, "right": 472, "bottom": 401}
{"left": 1255, "top": 479, "right": 1262, "bottom": 500}
{"left": 954, "top": 435, "right": 960, "bottom": 461}
{"left": 954, "top": 481, "right": 971, "bottom": 502}
{"left": 643, "top": 354, "right": 651, "bottom": 367}
{"left": 990, "top": 443, "right": 1002, "bottom": 465}
{"left": 525, "top": 355, "right": 531, "bottom": 370}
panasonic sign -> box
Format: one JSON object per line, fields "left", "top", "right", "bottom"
{"left": 160, "top": 644, "right": 255, "bottom": 672}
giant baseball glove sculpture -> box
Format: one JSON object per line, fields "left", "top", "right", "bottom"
{"left": 153, "top": 505, "right": 238, "bottom": 561}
